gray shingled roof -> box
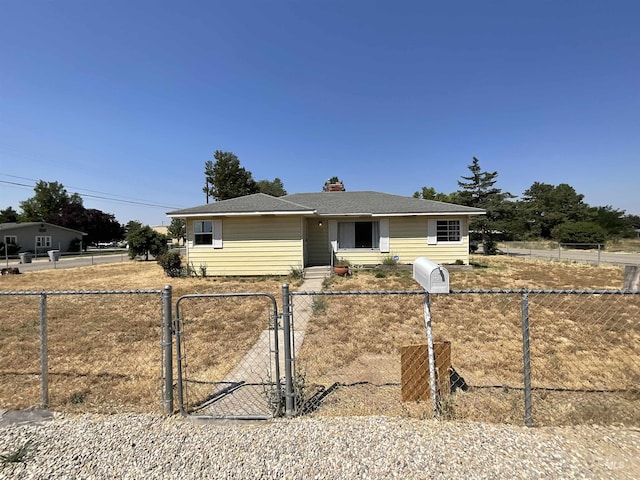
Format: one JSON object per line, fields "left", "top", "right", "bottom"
{"left": 168, "top": 191, "right": 484, "bottom": 217}
{"left": 0, "top": 222, "right": 86, "bottom": 235}
{"left": 167, "top": 193, "right": 314, "bottom": 216}
{"left": 283, "top": 191, "right": 484, "bottom": 215}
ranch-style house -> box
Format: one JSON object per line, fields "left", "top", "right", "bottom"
{"left": 167, "top": 190, "right": 485, "bottom": 276}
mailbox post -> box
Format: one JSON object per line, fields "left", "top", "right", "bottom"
{"left": 412, "top": 257, "right": 450, "bottom": 418}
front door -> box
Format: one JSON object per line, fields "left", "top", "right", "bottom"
{"left": 305, "top": 218, "right": 331, "bottom": 266}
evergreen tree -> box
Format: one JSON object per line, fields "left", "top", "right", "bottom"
{"left": 167, "top": 218, "right": 186, "bottom": 243}
{"left": 456, "top": 157, "right": 513, "bottom": 254}
{"left": 520, "top": 182, "right": 592, "bottom": 238}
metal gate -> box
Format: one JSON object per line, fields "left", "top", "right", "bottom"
{"left": 175, "top": 292, "right": 284, "bottom": 420}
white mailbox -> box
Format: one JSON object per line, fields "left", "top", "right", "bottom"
{"left": 413, "top": 257, "right": 450, "bottom": 293}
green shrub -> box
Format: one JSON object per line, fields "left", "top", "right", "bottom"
{"left": 552, "top": 221, "right": 607, "bottom": 248}
{"left": 381, "top": 255, "right": 398, "bottom": 266}
{"left": 0, "top": 241, "right": 20, "bottom": 256}
{"left": 289, "top": 266, "right": 304, "bottom": 280}
{"left": 156, "top": 250, "right": 183, "bottom": 277}
{"left": 68, "top": 238, "right": 82, "bottom": 252}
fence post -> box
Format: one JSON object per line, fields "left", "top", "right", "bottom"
{"left": 162, "top": 285, "right": 173, "bottom": 414}
{"left": 281, "top": 284, "right": 295, "bottom": 416}
{"left": 423, "top": 293, "right": 440, "bottom": 418}
{"left": 521, "top": 291, "right": 533, "bottom": 426}
{"left": 39, "top": 292, "right": 49, "bottom": 409}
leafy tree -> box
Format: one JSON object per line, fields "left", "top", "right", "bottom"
{"left": 623, "top": 214, "right": 640, "bottom": 233}
{"left": 413, "top": 187, "right": 454, "bottom": 203}
{"left": 19, "top": 181, "right": 83, "bottom": 223}
{"left": 82, "top": 209, "right": 123, "bottom": 246}
{"left": 126, "top": 226, "right": 168, "bottom": 261}
{"left": 456, "top": 157, "right": 514, "bottom": 254}
{"left": 256, "top": 178, "right": 287, "bottom": 197}
{"left": 0, "top": 206, "right": 18, "bottom": 223}
{"left": 203, "top": 151, "right": 258, "bottom": 202}
{"left": 167, "top": 218, "right": 186, "bottom": 244}
{"left": 520, "top": 182, "right": 592, "bottom": 239}
{"left": 126, "top": 220, "right": 143, "bottom": 234}
{"left": 591, "top": 206, "right": 633, "bottom": 239}
{"left": 16, "top": 180, "right": 123, "bottom": 245}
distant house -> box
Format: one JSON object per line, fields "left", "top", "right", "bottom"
{"left": 0, "top": 222, "right": 86, "bottom": 256}
{"left": 167, "top": 191, "right": 485, "bottom": 276}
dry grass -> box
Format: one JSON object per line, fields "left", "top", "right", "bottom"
{"left": 0, "top": 261, "right": 285, "bottom": 414}
{"left": 1, "top": 255, "right": 638, "bottom": 426}
{"left": 296, "top": 256, "right": 640, "bottom": 425}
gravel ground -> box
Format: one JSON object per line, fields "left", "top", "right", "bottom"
{"left": 0, "top": 414, "right": 638, "bottom": 479}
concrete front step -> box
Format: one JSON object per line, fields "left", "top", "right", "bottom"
{"left": 304, "top": 266, "right": 331, "bottom": 279}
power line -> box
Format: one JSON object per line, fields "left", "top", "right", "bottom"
{"left": 0, "top": 177, "right": 186, "bottom": 210}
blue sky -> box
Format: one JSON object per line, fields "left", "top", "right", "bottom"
{"left": 1, "top": 0, "right": 639, "bottom": 226}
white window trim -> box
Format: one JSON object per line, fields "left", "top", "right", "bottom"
{"left": 336, "top": 220, "right": 382, "bottom": 251}
{"left": 212, "top": 219, "right": 223, "bottom": 249}
{"left": 379, "top": 219, "right": 390, "bottom": 253}
{"left": 428, "top": 219, "right": 463, "bottom": 244}
{"left": 4, "top": 235, "right": 17, "bottom": 245}
{"left": 329, "top": 219, "right": 389, "bottom": 252}
{"left": 193, "top": 219, "right": 223, "bottom": 249}
{"left": 35, "top": 236, "right": 52, "bottom": 248}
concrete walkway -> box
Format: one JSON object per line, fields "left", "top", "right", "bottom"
{"left": 188, "top": 267, "right": 330, "bottom": 419}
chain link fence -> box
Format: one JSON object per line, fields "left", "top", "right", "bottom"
{"left": 291, "top": 289, "right": 640, "bottom": 426}
{"left": 2, "top": 285, "right": 638, "bottom": 425}
{"left": 174, "top": 293, "right": 283, "bottom": 419}
{"left": 0, "top": 289, "right": 166, "bottom": 414}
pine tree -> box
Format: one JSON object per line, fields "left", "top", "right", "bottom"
{"left": 457, "top": 157, "right": 512, "bottom": 254}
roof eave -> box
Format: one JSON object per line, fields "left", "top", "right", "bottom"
{"left": 168, "top": 210, "right": 316, "bottom": 218}
{"left": 371, "top": 211, "right": 486, "bottom": 217}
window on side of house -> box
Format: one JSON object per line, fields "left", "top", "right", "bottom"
{"left": 4, "top": 235, "right": 17, "bottom": 245}
{"left": 193, "top": 219, "right": 223, "bottom": 248}
{"left": 436, "top": 219, "right": 461, "bottom": 242}
{"left": 36, "top": 236, "right": 52, "bottom": 248}
{"left": 194, "top": 220, "right": 213, "bottom": 245}
{"left": 338, "top": 221, "right": 380, "bottom": 249}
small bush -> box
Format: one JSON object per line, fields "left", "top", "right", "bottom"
{"left": 198, "top": 264, "right": 207, "bottom": 277}
{"left": 311, "top": 296, "right": 327, "bottom": 315}
{"left": 289, "top": 266, "right": 304, "bottom": 280}
{"left": 381, "top": 255, "right": 398, "bottom": 266}
{"left": 68, "top": 238, "right": 82, "bottom": 252}
{"left": 156, "top": 251, "right": 183, "bottom": 277}
{"left": 0, "top": 241, "right": 20, "bottom": 256}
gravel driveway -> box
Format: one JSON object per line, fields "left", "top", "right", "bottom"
{"left": 1, "top": 414, "right": 638, "bottom": 479}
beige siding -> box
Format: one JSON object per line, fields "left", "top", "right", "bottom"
{"left": 388, "top": 216, "right": 470, "bottom": 265}
{"left": 186, "top": 216, "right": 303, "bottom": 276}
{"left": 334, "top": 216, "right": 470, "bottom": 266}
